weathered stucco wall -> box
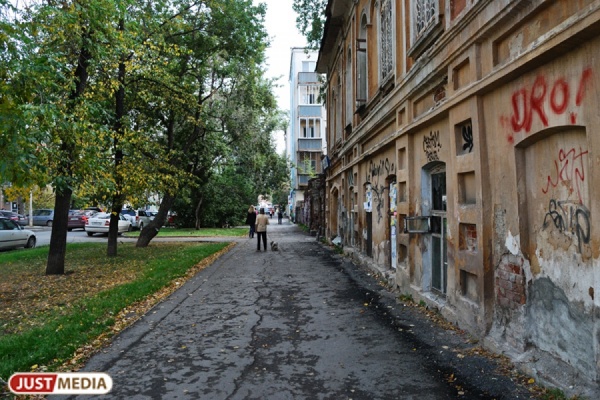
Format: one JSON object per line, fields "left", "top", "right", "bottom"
{"left": 484, "top": 39, "right": 600, "bottom": 383}
{"left": 319, "top": 0, "right": 600, "bottom": 392}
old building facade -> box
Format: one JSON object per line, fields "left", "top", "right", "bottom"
{"left": 316, "top": 0, "right": 600, "bottom": 392}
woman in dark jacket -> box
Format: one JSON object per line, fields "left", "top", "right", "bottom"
{"left": 245, "top": 206, "right": 257, "bottom": 238}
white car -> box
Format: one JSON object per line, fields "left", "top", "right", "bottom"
{"left": 85, "top": 213, "right": 132, "bottom": 236}
{"left": 0, "top": 217, "right": 36, "bottom": 250}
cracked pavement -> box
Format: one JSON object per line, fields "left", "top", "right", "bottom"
{"left": 53, "top": 221, "right": 533, "bottom": 399}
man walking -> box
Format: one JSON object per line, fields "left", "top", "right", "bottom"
{"left": 256, "top": 208, "right": 269, "bottom": 251}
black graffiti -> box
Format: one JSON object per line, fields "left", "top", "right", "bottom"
{"left": 370, "top": 184, "right": 387, "bottom": 224}
{"left": 423, "top": 130, "right": 442, "bottom": 162}
{"left": 542, "top": 199, "right": 590, "bottom": 253}
{"left": 364, "top": 157, "right": 395, "bottom": 224}
{"left": 462, "top": 124, "right": 473, "bottom": 153}
{"left": 368, "top": 158, "right": 395, "bottom": 179}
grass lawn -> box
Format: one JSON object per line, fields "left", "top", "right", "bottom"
{"left": 0, "top": 241, "right": 232, "bottom": 383}
{"left": 124, "top": 227, "right": 248, "bottom": 237}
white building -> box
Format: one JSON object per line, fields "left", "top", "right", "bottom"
{"left": 287, "top": 48, "right": 327, "bottom": 220}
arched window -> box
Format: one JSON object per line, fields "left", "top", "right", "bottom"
{"left": 356, "top": 13, "right": 368, "bottom": 106}
{"left": 345, "top": 47, "right": 353, "bottom": 127}
{"left": 335, "top": 74, "right": 343, "bottom": 142}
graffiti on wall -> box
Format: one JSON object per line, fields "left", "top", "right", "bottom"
{"left": 365, "top": 157, "right": 395, "bottom": 223}
{"left": 501, "top": 68, "right": 593, "bottom": 144}
{"left": 542, "top": 147, "right": 588, "bottom": 204}
{"left": 461, "top": 123, "right": 473, "bottom": 153}
{"left": 423, "top": 130, "right": 442, "bottom": 162}
{"left": 543, "top": 199, "right": 590, "bottom": 254}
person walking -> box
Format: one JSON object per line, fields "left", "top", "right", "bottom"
{"left": 245, "top": 206, "right": 257, "bottom": 238}
{"left": 277, "top": 208, "right": 283, "bottom": 224}
{"left": 256, "top": 208, "right": 269, "bottom": 251}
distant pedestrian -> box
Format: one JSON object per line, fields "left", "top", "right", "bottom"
{"left": 245, "top": 205, "right": 257, "bottom": 238}
{"left": 277, "top": 208, "right": 283, "bottom": 224}
{"left": 256, "top": 208, "right": 269, "bottom": 251}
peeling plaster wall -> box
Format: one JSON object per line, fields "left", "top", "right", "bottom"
{"left": 362, "top": 147, "right": 396, "bottom": 266}
{"left": 485, "top": 39, "right": 600, "bottom": 383}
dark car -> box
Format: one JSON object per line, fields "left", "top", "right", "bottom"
{"left": 0, "top": 210, "right": 27, "bottom": 226}
{"left": 67, "top": 210, "right": 86, "bottom": 231}
{"left": 32, "top": 209, "right": 54, "bottom": 226}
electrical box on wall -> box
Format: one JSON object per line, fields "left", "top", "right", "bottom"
{"left": 403, "top": 216, "right": 431, "bottom": 233}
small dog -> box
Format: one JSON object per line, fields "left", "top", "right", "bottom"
{"left": 270, "top": 241, "right": 279, "bottom": 251}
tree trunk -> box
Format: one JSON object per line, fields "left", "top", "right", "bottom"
{"left": 136, "top": 193, "right": 176, "bottom": 248}
{"left": 107, "top": 204, "right": 123, "bottom": 257}
{"left": 45, "top": 31, "right": 90, "bottom": 274}
{"left": 108, "top": 20, "right": 126, "bottom": 258}
{"left": 45, "top": 188, "right": 73, "bottom": 275}
{"left": 194, "top": 196, "right": 203, "bottom": 230}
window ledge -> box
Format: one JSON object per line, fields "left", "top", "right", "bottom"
{"left": 408, "top": 20, "right": 444, "bottom": 60}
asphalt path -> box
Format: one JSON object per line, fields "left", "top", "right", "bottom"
{"left": 50, "top": 220, "right": 534, "bottom": 400}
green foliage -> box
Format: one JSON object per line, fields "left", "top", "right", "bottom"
{"left": 398, "top": 293, "right": 414, "bottom": 303}
{"left": 1, "top": 0, "right": 284, "bottom": 257}
{"left": 292, "top": 0, "right": 328, "bottom": 50}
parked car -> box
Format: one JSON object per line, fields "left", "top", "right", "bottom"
{"left": 67, "top": 210, "right": 86, "bottom": 231}
{"left": 0, "top": 217, "right": 36, "bottom": 250}
{"left": 121, "top": 209, "right": 153, "bottom": 230}
{"left": 85, "top": 213, "right": 132, "bottom": 236}
{"left": 166, "top": 212, "right": 177, "bottom": 227}
{"left": 136, "top": 210, "right": 153, "bottom": 230}
{"left": 84, "top": 206, "right": 103, "bottom": 213}
{"left": 0, "top": 210, "right": 27, "bottom": 226}
{"left": 120, "top": 209, "right": 137, "bottom": 228}
{"left": 32, "top": 209, "right": 54, "bottom": 226}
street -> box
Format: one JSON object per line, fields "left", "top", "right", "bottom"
{"left": 32, "top": 227, "right": 112, "bottom": 247}
{"left": 52, "top": 221, "right": 531, "bottom": 400}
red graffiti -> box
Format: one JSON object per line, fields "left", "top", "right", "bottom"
{"left": 542, "top": 147, "right": 588, "bottom": 204}
{"left": 576, "top": 68, "right": 592, "bottom": 106}
{"left": 509, "top": 68, "right": 592, "bottom": 134}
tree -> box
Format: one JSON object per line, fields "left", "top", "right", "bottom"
{"left": 0, "top": 1, "right": 123, "bottom": 273}
{"left": 135, "top": 0, "right": 274, "bottom": 246}
{"left": 292, "top": 0, "right": 328, "bottom": 49}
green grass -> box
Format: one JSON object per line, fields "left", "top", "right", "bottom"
{"left": 124, "top": 227, "right": 247, "bottom": 237}
{"left": 0, "top": 241, "right": 229, "bottom": 381}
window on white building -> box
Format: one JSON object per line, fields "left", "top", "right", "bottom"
{"left": 302, "top": 61, "right": 316, "bottom": 72}
{"left": 300, "top": 118, "right": 320, "bottom": 138}
{"left": 300, "top": 85, "right": 319, "bottom": 105}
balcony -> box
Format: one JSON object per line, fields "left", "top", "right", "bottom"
{"left": 297, "top": 174, "right": 310, "bottom": 186}
{"left": 298, "top": 72, "right": 319, "bottom": 84}
{"left": 297, "top": 138, "right": 322, "bottom": 151}
{"left": 298, "top": 105, "right": 322, "bottom": 117}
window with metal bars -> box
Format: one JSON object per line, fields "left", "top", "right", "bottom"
{"left": 380, "top": 0, "right": 393, "bottom": 80}
{"left": 415, "top": 0, "right": 437, "bottom": 39}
